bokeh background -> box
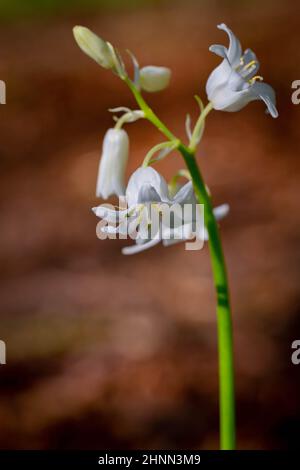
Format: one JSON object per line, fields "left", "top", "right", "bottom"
{"left": 0, "top": 0, "right": 299, "bottom": 450}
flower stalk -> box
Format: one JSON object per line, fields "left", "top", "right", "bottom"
{"left": 142, "top": 140, "right": 179, "bottom": 167}
{"left": 125, "top": 78, "right": 236, "bottom": 449}
{"left": 178, "top": 144, "right": 235, "bottom": 450}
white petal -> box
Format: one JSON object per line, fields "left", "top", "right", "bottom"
{"left": 206, "top": 59, "right": 232, "bottom": 100}
{"left": 109, "top": 106, "right": 132, "bottom": 113}
{"left": 172, "top": 181, "right": 195, "bottom": 205}
{"left": 213, "top": 203, "right": 230, "bottom": 221}
{"left": 207, "top": 24, "right": 243, "bottom": 103}
{"left": 136, "top": 208, "right": 151, "bottom": 241}
{"left": 92, "top": 205, "right": 133, "bottom": 222}
{"left": 207, "top": 23, "right": 243, "bottom": 98}
{"left": 137, "top": 184, "right": 162, "bottom": 203}
{"left": 217, "top": 23, "right": 242, "bottom": 67}
{"left": 122, "top": 236, "right": 161, "bottom": 255}
{"left": 101, "top": 224, "right": 128, "bottom": 235}
{"left": 209, "top": 44, "right": 227, "bottom": 58}
{"left": 212, "top": 79, "right": 278, "bottom": 116}
{"left": 162, "top": 220, "right": 205, "bottom": 248}
{"left": 227, "top": 70, "right": 247, "bottom": 92}
{"left": 249, "top": 81, "right": 278, "bottom": 118}
{"left": 209, "top": 86, "right": 243, "bottom": 111}
{"left": 125, "top": 167, "right": 169, "bottom": 207}
{"left": 162, "top": 222, "right": 192, "bottom": 241}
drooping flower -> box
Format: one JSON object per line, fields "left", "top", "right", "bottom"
{"left": 206, "top": 23, "right": 278, "bottom": 117}
{"left": 96, "top": 128, "right": 129, "bottom": 199}
{"left": 93, "top": 166, "right": 229, "bottom": 255}
{"left": 140, "top": 66, "right": 171, "bottom": 92}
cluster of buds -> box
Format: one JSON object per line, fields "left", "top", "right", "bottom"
{"left": 73, "top": 26, "right": 171, "bottom": 92}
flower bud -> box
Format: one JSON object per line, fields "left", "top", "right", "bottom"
{"left": 140, "top": 66, "right": 171, "bottom": 92}
{"left": 96, "top": 128, "right": 129, "bottom": 199}
{"left": 73, "top": 26, "right": 114, "bottom": 69}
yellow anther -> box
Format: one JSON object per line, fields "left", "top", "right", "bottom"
{"left": 243, "top": 60, "right": 257, "bottom": 71}
{"left": 249, "top": 75, "right": 263, "bottom": 84}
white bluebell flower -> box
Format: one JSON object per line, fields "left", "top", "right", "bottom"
{"left": 206, "top": 23, "right": 278, "bottom": 117}
{"left": 93, "top": 167, "right": 228, "bottom": 255}
{"left": 96, "top": 128, "right": 129, "bottom": 199}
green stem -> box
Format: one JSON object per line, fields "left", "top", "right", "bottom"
{"left": 125, "top": 79, "right": 236, "bottom": 449}
{"left": 142, "top": 140, "right": 178, "bottom": 168}
{"left": 178, "top": 144, "right": 236, "bottom": 450}
{"left": 125, "top": 77, "right": 176, "bottom": 141}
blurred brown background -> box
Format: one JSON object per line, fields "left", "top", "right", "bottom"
{"left": 0, "top": 0, "right": 300, "bottom": 450}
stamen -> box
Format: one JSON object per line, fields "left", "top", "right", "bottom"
{"left": 248, "top": 75, "right": 264, "bottom": 84}
{"left": 235, "top": 56, "right": 245, "bottom": 72}
{"left": 243, "top": 60, "right": 257, "bottom": 71}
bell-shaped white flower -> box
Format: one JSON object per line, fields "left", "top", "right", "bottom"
{"left": 140, "top": 66, "right": 171, "bottom": 92}
{"left": 206, "top": 23, "right": 278, "bottom": 117}
{"left": 93, "top": 167, "right": 228, "bottom": 255}
{"left": 96, "top": 128, "right": 129, "bottom": 199}
{"left": 73, "top": 26, "right": 115, "bottom": 69}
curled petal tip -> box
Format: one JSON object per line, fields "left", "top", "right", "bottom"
{"left": 268, "top": 109, "right": 279, "bottom": 119}
{"left": 222, "top": 203, "right": 230, "bottom": 214}
{"left": 92, "top": 206, "right": 107, "bottom": 217}
{"left": 213, "top": 203, "right": 230, "bottom": 221}
{"left": 270, "top": 108, "right": 279, "bottom": 119}
{"left": 209, "top": 44, "right": 227, "bottom": 59}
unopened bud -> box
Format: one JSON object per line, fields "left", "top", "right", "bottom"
{"left": 96, "top": 128, "right": 129, "bottom": 199}
{"left": 73, "top": 26, "right": 114, "bottom": 69}
{"left": 140, "top": 66, "right": 171, "bottom": 92}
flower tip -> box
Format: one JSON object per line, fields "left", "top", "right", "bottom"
{"left": 213, "top": 203, "right": 230, "bottom": 221}
{"left": 121, "top": 247, "right": 131, "bottom": 256}
{"left": 222, "top": 203, "right": 230, "bottom": 215}
{"left": 72, "top": 25, "right": 89, "bottom": 42}
{"left": 270, "top": 108, "right": 279, "bottom": 119}
{"left": 73, "top": 25, "right": 82, "bottom": 33}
